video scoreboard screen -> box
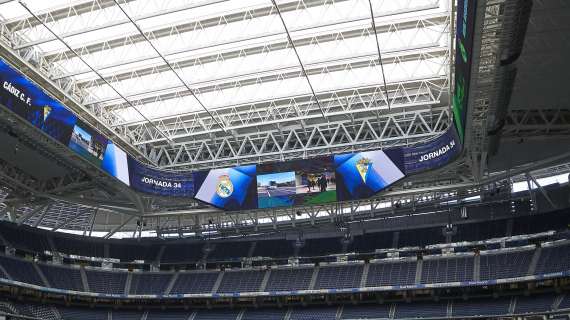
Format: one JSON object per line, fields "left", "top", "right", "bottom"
{"left": 0, "top": 0, "right": 476, "bottom": 212}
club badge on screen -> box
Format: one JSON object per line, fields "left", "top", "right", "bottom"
{"left": 216, "top": 175, "right": 233, "bottom": 198}
{"left": 356, "top": 157, "right": 371, "bottom": 183}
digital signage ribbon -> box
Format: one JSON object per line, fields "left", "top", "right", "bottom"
{"left": 1, "top": 4, "right": 475, "bottom": 213}
{"left": 403, "top": 128, "right": 460, "bottom": 175}
{"left": 0, "top": 59, "right": 77, "bottom": 145}
{"left": 128, "top": 157, "right": 194, "bottom": 197}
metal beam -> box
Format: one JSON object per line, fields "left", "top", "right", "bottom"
{"left": 53, "top": 13, "right": 448, "bottom": 82}
{"left": 9, "top": 0, "right": 226, "bottom": 44}
{"left": 39, "top": 0, "right": 434, "bottom": 62}
{"left": 16, "top": 204, "right": 48, "bottom": 226}
{"left": 88, "top": 46, "right": 447, "bottom": 108}
{"left": 103, "top": 215, "right": 135, "bottom": 239}
{"left": 18, "top": 0, "right": 175, "bottom": 146}
{"left": 526, "top": 173, "right": 557, "bottom": 210}
{"left": 111, "top": 0, "right": 226, "bottom": 133}
{"left": 143, "top": 107, "right": 450, "bottom": 169}
{"left": 368, "top": 0, "right": 390, "bottom": 110}
{"left": 270, "top": 0, "right": 325, "bottom": 118}
{"left": 121, "top": 78, "right": 449, "bottom": 146}
{"left": 84, "top": 208, "right": 98, "bottom": 237}
{"left": 32, "top": 204, "right": 51, "bottom": 228}
{"left": 51, "top": 206, "right": 93, "bottom": 232}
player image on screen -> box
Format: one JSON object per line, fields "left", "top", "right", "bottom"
{"left": 257, "top": 157, "right": 337, "bottom": 208}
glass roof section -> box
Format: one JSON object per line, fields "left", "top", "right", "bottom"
{"left": 0, "top": 0, "right": 452, "bottom": 168}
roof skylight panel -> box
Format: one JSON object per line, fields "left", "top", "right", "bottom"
{"left": 111, "top": 58, "right": 446, "bottom": 123}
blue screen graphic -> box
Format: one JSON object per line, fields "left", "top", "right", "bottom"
{"left": 194, "top": 165, "right": 257, "bottom": 210}
{"left": 0, "top": 59, "right": 77, "bottom": 144}
{"left": 403, "top": 127, "right": 460, "bottom": 175}
{"left": 334, "top": 149, "right": 405, "bottom": 201}
{"left": 102, "top": 142, "right": 130, "bottom": 186}
{"left": 128, "top": 157, "right": 194, "bottom": 197}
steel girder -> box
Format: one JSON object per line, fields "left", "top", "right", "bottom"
{"left": 0, "top": 0, "right": 451, "bottom": 166}
{"left": 464, "top": 0, "right": 512, "bottom": 180}
{"left": 146, "top": 106, "right": 451, "bottom": 170}
{"left": 72, "top": 14, "right": 449, "bottom": 105}
{"left": 503, "top": 109, "right": 570, "bottom": 138}
{"left": 121, "top": 75, "right": 448, "bottom": 140}
{"left": 89, "top": 48, "right": 449, "bottom": 111}
{"left": 30, "top": 0, "right": 440, "bottom": 63}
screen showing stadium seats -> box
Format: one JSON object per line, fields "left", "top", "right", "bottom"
{"left": 257, "top": 157, "right": 336, "bottom": 209}
{"left": 334, "top": 148, "right": 405, "bottom": 201}
{"left": 193, "top": 165, "right": 257, "bottom": 210}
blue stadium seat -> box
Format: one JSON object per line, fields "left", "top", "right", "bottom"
{"left": 85, "top": 268, "right": 127, "bottom": 294}
{"left": 207, "top": 241, "right": 252, "bottom": 261}
{"left": 298, "top": 238, "right": 342, "bottom": 257}
{"left": 515, "top": 293, "right": 556, "bottom": 314}
{"left": 251, "top": 239, "right": 294, "bottom": 258}
{"left": 289, "top": 307, "right": 338, "bottom": 320}
{"left": 170, "top": 271, "right": 219, "bottom": 294}
{"left": 451, "top": 297, "right": 511, "bottom": 317}
{"left": 394, "top": 301, "right": 447, "bottom": 319}
{"left": 14, "top": 302, "right": 58, "bottom": 320}
{"left": 420, "top": 256, "right": 474, "bottom": 283}
{"left": 193, "top": 309, "right": 240, "bottom": 320}
{"left": 129, "top": 272, "right": 173, "bottom": 295}
{"left": 146, "top": 309, "right": 192, "bottom": 320}
{"left": 242, "top": 308, "right": 286, "bottom": 320}
{"left": 217, "top": 270, "right": 265, "bottom": 293}
{"left": 265, "top": 267, "right": 313, "bottom": 292}
{"left": 534, "top": 244, "right": 570, "bottom": 275}
{"left": 341, "top": 304, "right": 390, "bottom": 319}
{"left": 58, "top": 306, "right": 109, "bottom": 320}
{"left": 161, "top": 242, "right": 205, "bottom": 263}
{"left": 39, "top": 263, "right": 84, "bottom": 291}
{"left": 0, "top": 255, "right": 44, "bottom": 286}
{"left": 479, "top": 250, "right": 533, "bottom": 280}
{"left": 314, "top": 264, "right": 363, "bottom": 289}
{"left": 366, "top": 261, "right": 417, "bottom": 287}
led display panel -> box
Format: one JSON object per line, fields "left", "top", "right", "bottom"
{"left": 334, "top": 149, "right": 405, "bottom": 201}
{"left": 0, "top": 53, "right": 467, "bottom": 209}
{"left": 193, "top": 165, "right": 257, "bottom": 210}
{"left": 0, "top": 59, "right": 76, "bottom": 144}
{"left": 257, "top": 157, "right": 336, "bottom": 209}
{"left": 128, "top": 157, "right": 194, "bottom": 197}
{"left": 68, "top": 120, "right": 109, "bottom": 167}
{"left": 403, "top": 127, "right": 460, "bottom": 175}
{"left": 452, "top": 0, "right": 477, "bottom": 142}
{"left": 101, "top": 142, "right": 130, "bottom": 186}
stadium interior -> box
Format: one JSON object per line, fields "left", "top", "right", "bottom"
{"left": 0, "top": 0, "right": 569, "bottom": 319}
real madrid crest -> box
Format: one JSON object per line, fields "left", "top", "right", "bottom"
{"left": 216, "top": 174, "right": 233, "bottom": 198}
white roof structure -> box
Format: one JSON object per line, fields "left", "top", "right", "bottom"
{"left": 0, "top": 0, "right": 452, "bottom": 170}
